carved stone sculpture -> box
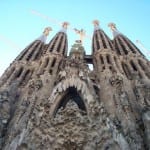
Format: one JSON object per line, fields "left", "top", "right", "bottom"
{"left": 0, "top": 21, "right": 150, "bottom": 149}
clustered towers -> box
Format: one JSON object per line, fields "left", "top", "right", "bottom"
{"left": 0, "top": 20, "right": 149, "bottom": 149}
{"left": 1, "top": 20, "right": 149, "bottom": 88}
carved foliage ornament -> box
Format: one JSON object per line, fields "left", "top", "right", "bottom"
{"left": 19, "top": 99, "right": 125, "bottom": 150}
{"left": 28, "top": 78, "right": 43, "bottom": 91}
{"left": 109, "top": 74, "right": 123, "bottom": 92}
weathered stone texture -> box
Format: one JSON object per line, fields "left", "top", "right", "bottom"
{"left": 0, "top": 25, "right": 149, "bottom": 150}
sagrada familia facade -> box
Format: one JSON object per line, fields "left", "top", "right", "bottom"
{"left": 0, "top": 20, "right": 149, "bottom": 150}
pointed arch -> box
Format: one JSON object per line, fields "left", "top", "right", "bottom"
{"left": 49, "top": 77, "right": 96, "bottom": 117}
{"left": 52, "top": 87, "right": 87, "bottom": 116}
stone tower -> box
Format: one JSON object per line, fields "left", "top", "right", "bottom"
{"left": 0, "top": 20, "right": 149, "bottom": 150}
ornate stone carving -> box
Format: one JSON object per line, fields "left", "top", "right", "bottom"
{"left": 133, "top": 73, "right": 150, "bottom": 108}
{"left": 141, "top": 108, "right": 150, "bottom": 149}
{"left": 109, "top": 74, "right": 123, "bottom": 92}
{"left": 58, "top": 70, "right": 66, "bottom": 80}
{"left": 28, "top": 77, "right": 43, "bottom": 92}
{"left": 0, "top": 90, "right": 10, "bottom": 149}
{"left": 109, "top": 74, "right": 144, "bottom": 149}
{"left": 0, "top": 21, "right": 150, "bottom": 150}
{"left": 0, "top": 90, "right": 10, "bottom": 124}
{"left": 9, "top": 99, "right": 129, "bottom": 150}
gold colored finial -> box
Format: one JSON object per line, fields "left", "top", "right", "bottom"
{"left": 108, "top": 23, "right": 117, "bottom": 31}
{"left": 62, "top": 22, "right": 69, "bottom": 29}
{"left": 43, "top": 27, "right": 52, "bottom": 36}
{"left": 92, "top": 20, "right": 100, "bottom": 27}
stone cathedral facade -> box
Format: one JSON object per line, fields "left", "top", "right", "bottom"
{"left": 0, "top": 20, "right": 149, "bottom": 150}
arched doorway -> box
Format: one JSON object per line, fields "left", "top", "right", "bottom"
{"left": 52, "top": 87, "right": 87, "bottom": 117}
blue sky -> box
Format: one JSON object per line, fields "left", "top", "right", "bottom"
{"left": 0, "top": 0, "right": 150, "bottom": 75}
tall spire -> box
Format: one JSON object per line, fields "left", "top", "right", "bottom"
{"left": 108, "top": 23, "right": 121, "bottom": 37}
{"left": 37, "top": 27, "right": 52, "bottom": 43}
{"left": 60, "top": 22, "right": 69, "bottom": 33}
{"left": 92, "top": 20, "right": 114, "bottom": 52}
{"left": 108, "top": 22, "right": 145, "bottom": 56}
{"left": 46, "top": 22, "right": 69, "bottom": 55}
{"left": 92, "top": 20, "right": 100, "bottom": 31}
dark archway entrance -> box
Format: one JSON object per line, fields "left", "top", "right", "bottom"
{"left": 55, "top": 87, "right": 87, "bottom": 116}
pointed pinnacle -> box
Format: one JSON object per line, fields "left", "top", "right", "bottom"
{"left": 62, "top": 22, "right": 70, "bottom": 29}
{"left": 92, "top": 20, "right": 100, "bottom": 27}
{"left": 43, "top": 27, "right": 52, "bottom": 36}
{"left": 108, "top": 23, "right": 117, "bottom": 31}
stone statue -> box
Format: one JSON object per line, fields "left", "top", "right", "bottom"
{"left": 74, "top": 28, "right": 86, "bottom": 43}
